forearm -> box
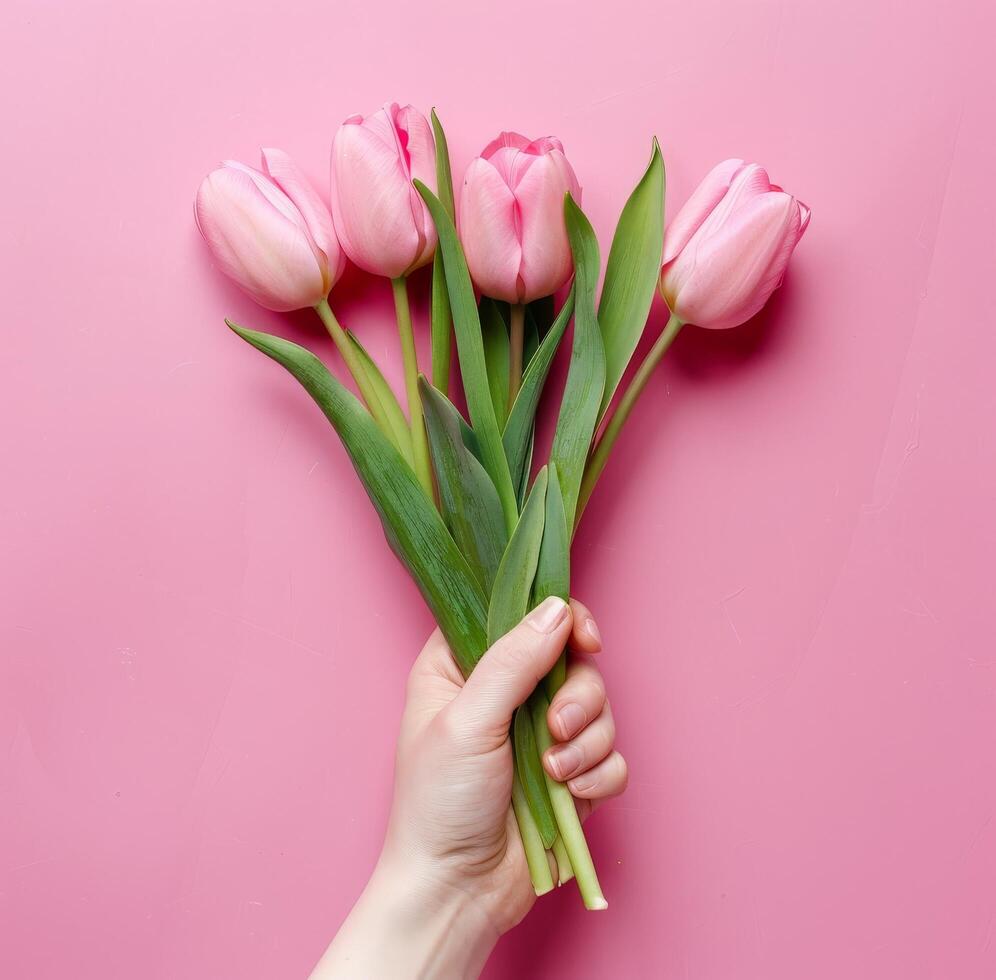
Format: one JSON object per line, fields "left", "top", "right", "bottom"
{"left": 310, "top": 858, "right": 499, "bottom": 980}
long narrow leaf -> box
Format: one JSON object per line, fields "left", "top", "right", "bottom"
{"left": 534, "top": 465, "right": 570, "bottom": 697}
{"left": 228, "top": 320, "right": 488, "bottom": 676}
{"left": 487, "top": 467, "right": 548, "bottom": 644}
{"left": 481, "top": 298, "right": 510, "bottom": 426}
{"left": 419, "top": 378, "right": 508, "bottom": 592}
{"left": 550, "top": 198, "right": 606, "bottom": 529}
{"left": 429, "top": 109, "right": 456, "bottom": 391}
{"left": 502, "top": 286, "right": 574, "bottom": 493}
{"left": 514, "top": 702, "right": 558, "bottom": 847}
{"left": 597, "top": 139, "right": 665, "bottom": 420}
{"left": 415, "top": 180, "right": 518, "bottom": 532}
{"left": 344, "top": 329, "right": 414, "bottom": 467}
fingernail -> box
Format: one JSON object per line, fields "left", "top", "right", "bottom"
{"left": 547, "top": 744, "right": 583, "bottom": 780}
{"left": 569, "top": 773, "right": 595, "bottom": 794}
{"left": 556, "top": 702, "right": 586, "bottom": 739}
{"left": 527, "top": 596, "right": 568, "bottom": 634}
{"left": 584, "top": 617, "right": 602, "bottom": 649}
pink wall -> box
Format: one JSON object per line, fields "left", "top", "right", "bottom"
{"left": 2, "top": 0, "right": 994, "bottom": 977}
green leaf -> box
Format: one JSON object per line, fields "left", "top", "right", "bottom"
{"left": 429, "top": 110, "right": 456, "bottom": 391}
{"left": 487, "top": 468, "right": 548, "bottom": 644}
{"left": 415, "top": 180, "right": 518, "bottom": 533}
{"left": 550, "top": 197, "right": 606, "bottom": 529}
{"left": 343, "top": 329, "right": 414, "bottom": 468}
{"left": 480, "top": 298, "right": 510, "bottom": 427}
{"left": 514, "top": 702, "right": 558, "bottom": 847}
{"left": 502, "top": 286, "right": 574, "bottom": 494}
{"left": 419, "top": 378, "right": 508, "bottom": 592}
{"left": 516, "top": 428, "right": 535, "bottom": 509}
{"left": 228, "top": 320, "right": 488, "bottom": 677}
{"left": 597, "top": 139, "right": 665, "bottom": 421}
{"left": 534, "top": 465, "right": 570, "bottom": 697}
{"left": 533, "top": 464, "right": 570, "bottom": 605}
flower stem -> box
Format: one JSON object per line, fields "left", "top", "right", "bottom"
{"left": 576, "top": 313, "right": 684, "bottom": 526}
{"left": 390, "top": 276, "right": 435, "bottom": 501}
{"left": 314, "top": 299, "right": 398, "bottom": 450}
{"left": 531, "top": 690, "right": 606, "bottom": 909}
{"left": 507, "top": 303, "right": 526, "bottom": 413}
{"left": 511, "top": 772, "right": 555, "bottom": 896}
{"left": 552, "top": 835, "right": 574, "bottom": 884}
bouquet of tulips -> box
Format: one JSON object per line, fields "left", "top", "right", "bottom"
{"left": 195, "top": 104, "right": 809, "bottom": 908}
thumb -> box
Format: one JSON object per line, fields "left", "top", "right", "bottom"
{"left": 450, "top": 597, "right": 572, "bottom": 738}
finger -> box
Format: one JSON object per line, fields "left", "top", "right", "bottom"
{"left": 567, "top": 751, "right": 628, "bottom": 800}
{"left": 450, "top": 596, "right": 572, "bottom": 737}
{"left": 547, "top": 655, "right": 607, "bottom": 741}
{"left": 567, "top": 598, "right": 602, "bottom": 654}
{"left": 543, "top": 701, "right": 615, "bottom": 782}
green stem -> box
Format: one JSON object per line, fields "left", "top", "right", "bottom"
{"left": 507, "top": 303, "right": 525, "bottom": 413}
{"left": 390, "top": 276, "right": 435, "bottom": 501}
{"left": 576, "top": 313, "right": 683, "bottom": 526}
{"left": 552, "top": 835, "right": 574, "bottom": 885}
{"left": 314, "top": 299, "right": 399, "bottom": 450}
{"left": 531, "top": 691, "right": 606, "bottom": 909}
{"left": 430, "top": 254, "right": 453, "bottom": 395}
{"left": 511, "top": 772, "right": 555, "bottom": 896}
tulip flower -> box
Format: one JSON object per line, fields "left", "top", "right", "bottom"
{"left": 195, "top": 149, "right": 346, "bottom": 312}
{"left": 330, "top": 103, "right": 440, "bottom": 498}
{"left": 659, "top": 158, "right": 810, "bottom": 330}
{"left": 459, "top": 132, "right": 581, "bottom": 405}
{"left": 330, "top": 104, "right": 438, "bottom": 279}
{"left": 579, "top": 158, "right": 810, "bottom": 516}
{"left": 195, "top": 150, "right": 413, "bottom": 463}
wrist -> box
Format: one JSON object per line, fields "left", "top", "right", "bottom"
{"left": 312, "top": 854, "right": 498, "bottom": 980}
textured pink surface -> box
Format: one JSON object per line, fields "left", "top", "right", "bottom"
{"left": 2, "top": 1, "right": 994, "bottom": 977}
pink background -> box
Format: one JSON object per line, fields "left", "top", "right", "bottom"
{"left": 2, "top": 0, "right": 995, "bottom": 977}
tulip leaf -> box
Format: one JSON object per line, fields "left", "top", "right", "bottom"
{"left": 228, "top": 320, "right": 488, "bottom": 677}
{"left": 415, "top": 180, "right": 518, "bottom": 533}
{"left": 597, "top": 138, "right": 665, "bottom": 421}
{"left": 502, "top": 286, "right": 574, "bottom": 495}
{"left": 517, "top": 428, "right": 535, "bottom": 509}
{"left": 343, "top": 329, "right": 414, "bottom": 467}
{"left": 429, "top": 109, "right": 455, "bottom": 392}
{"left": 534, "top": 464, "right": 570, "bottom": 697}
{"left": 533, "top": 464, "right": 570, "bottom": 605}
{"left": 487, "top": 467, "right": 548, "bottom": 644}
{"left": 481, "top": 298, "right": 510, "bottom": 427}
{"left": 514, "top": 701, "right": 558, "bottom": 848}
{"left": 419, "top": 377, "right": 507, "bottom": 592}
{"left": 550, "top": 197, "right": 606, "bottom": 530}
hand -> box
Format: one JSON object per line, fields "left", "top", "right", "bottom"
{"left": 312, "top": 596, "right": 628, "bottom": 979}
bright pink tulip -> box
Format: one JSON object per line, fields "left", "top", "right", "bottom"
{"left": 459, "top": 133, "right": 581, "bottom": 304}
{"left": 660, "top": 159, "right": 810, "bottom": 330}
{"left": 195, "top": 149, "right": 345, "bottom": 313}
{"left": 330, "top": 104, "right": 437, "bottom": 279}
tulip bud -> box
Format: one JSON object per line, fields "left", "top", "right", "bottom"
{"left": 330, "top": 104, "right": 437, "bottom": 279}
{"left": 459, "top": 133, "right": 581, "bottom": 304}
{"left": 195, "top": 149, "right": 345, "bottom": 313}
{"left": 660, "top": 159, "right": 810, "bottom": 330}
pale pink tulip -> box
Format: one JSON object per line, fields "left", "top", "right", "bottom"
{"left": 459, "top": 133, "right": 581, "bottom": 304}
{"left": 195, "top": 150, "right": 344, "bottom": 312}
{"left": 660, "top": 159, "right": 810, "bottom": 330}
{"left": 330, "top": 104, "right": 437, "bottom": 279}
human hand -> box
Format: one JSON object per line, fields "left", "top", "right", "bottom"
{"left": 312, "top": 596, "right": 628, "bottom": 979}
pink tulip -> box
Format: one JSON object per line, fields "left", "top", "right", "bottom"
{"left": 659, "top": 159, "right": 810, "bottom": 330}
{"left": 459, "top": 133, "right": 581, "bottom": 304}
{"left": 330, "top": 104, "right": 437, "bottom": 279}
{"left": 195, "top": 150, "right": 345, "bottom": 313}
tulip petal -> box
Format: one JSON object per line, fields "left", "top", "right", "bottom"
{"left": 195, "top": 168, "right": 325, "bottom": 312}
{"left": 395, "top": 105, "right": 438, "bottom": 271}
{"left": 261, "top": 147, "right": 345, "bottom": 291}
{"left": 662, "top": 158, "right": 744, "bottom": 265}
{"left": 674, "top": 191, "right": 802, "bottom": 330}
{"left": 459, "top": 158, "right": 522, "bottom": 303}
{"left": 514, "top": 150, "right": 581, "bottom": 302}
{"left": 331, "top": 122, "right": 419, "bottom": 278}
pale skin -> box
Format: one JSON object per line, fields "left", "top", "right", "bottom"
{"left": 311, "top": 596, "right": 628, "bottom": 979}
